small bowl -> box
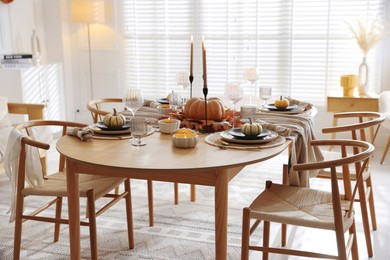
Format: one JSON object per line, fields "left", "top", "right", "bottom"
{"left": 157, "top": 105, "right": 173, "bottom": 115}
{"left": 158, "top": 119, "right": 180, "bottom": 134}
{"left": 172, "top": 132, "right": 199, "bottom": 149}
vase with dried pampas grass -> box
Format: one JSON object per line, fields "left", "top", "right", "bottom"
{"left": 345, "top": 17, "right": 385, "bottom": 96}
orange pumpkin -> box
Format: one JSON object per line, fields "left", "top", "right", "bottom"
{"left": 183, "top": 97, "right": 226, "bottom": 121}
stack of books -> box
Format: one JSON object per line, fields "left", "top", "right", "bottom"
{"left": 1, "top": 54, "right": 33, "bottom": 68}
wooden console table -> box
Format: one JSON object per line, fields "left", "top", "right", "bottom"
{"left": 327, "top": 96, "right": 379, "bottom": 142}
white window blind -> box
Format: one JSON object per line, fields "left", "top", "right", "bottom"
{"left": 123, "top": 0, "right": 386, "bottom": 105}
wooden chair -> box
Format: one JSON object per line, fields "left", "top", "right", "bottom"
{"left": 379, "top": 91, "right": 390, "bottom": 164}
{"left": 1, "top": 102, "right": 46, "bottom": 174}
{"left": 9, "top": 120, "right": 134, "bottom": 260}
{"left": 241, "top": 139, "right": 374, "bottom": 260}
{"left": 86, "top": 98, "right": 196, "bottom": 227}
{"left": 319, "top": 111, "right": 385, "bottom": 257}
{"left": 86, "top": 98, "right": 124, "bottom": 124}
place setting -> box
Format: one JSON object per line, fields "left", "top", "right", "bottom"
{"left": 258, "top": 94, "right": 311, "bottom": 115}
{"left": 205, "top": 119, "right": 286, "bottom": 150}
{"left": 87, "top": 108, "right": 155, "bottom": 141}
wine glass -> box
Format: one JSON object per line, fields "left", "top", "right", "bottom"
{"left": 176, "top": 71, "right": 190, "bottom": 89}
{"left": 176, "top": 71, "right": 190, "bottom": 101}
{"left": 168, "top": 91, "right": 182, "bottom": 112}
{"left": 123, "top": 88, "right": 144, "bottom": 117}
{"left": 224, "top": 82, "right": 244, "bottom": 127}
{"left": 243, "top": 67, "right": 258, "bottom": 104}
{"left": 259, "top": 86, "right": 272, "bottom": 106}
{"left": 131, "top": 117, "right": 148, "bottom": 146}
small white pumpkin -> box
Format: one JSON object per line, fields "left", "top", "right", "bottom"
{"left": 240, "top": 119, "right": 262, "bottom": 136}
{"left": 103, "top": 108, "right": 126, "bottom": 128}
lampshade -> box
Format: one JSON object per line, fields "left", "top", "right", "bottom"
{"left": 72, "top": 0, "right": 105, "bottom": 24}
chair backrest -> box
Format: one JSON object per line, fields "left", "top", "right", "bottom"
{"left": 379, "top": 91, "right": 390, "bottom": 129}
{"left": 322, "top": 111, "right": 385, "bottom": 144}
{"left": 86, "top": 98, "right": 124, "bottom": 123}
{"left": 16, "top": 120, "right": 87, "bottom": 175}
{"left": 293, "top": 139, "right": 374, "bottom": 217}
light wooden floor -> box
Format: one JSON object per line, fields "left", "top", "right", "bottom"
{"left": 249, "top": 146, "right": 390, "bottom": 260}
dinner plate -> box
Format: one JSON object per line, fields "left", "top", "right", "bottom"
{"left": 92, "top": 125, "right": 155, "bottom": 136}
{"left": 157, "top": 98, "right": 169, "bottom": 104}
{"left": 229, "top": 128, "right": 271, "bottom": 140}
{"left": 95, "top": 122, "right": 131, "bottom": 131}
{"left": 220, "top": 130, "right": 278, "bottom": 144}
{"left": 264, "top": 104, "right": 298, "bottom": 111}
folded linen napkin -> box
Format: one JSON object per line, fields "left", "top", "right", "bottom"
{"left": 144, "top": 99, "right": 161, "bottom": 109}
{"left": 67, "top": 127, "right": 94, "bottom": 141}
{"left": 253, "top": 119, "right": 292, "bottom": 137}
{"left": 285, "top": 96, "right": 313, "bottom": 110}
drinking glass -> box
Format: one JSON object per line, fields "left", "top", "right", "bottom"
{"left": 131, "top": 117, "right": 147, "bottom": 146}
{"left": 176, "top": 71, "right": 190, "bottom": 89}
{"left": 225, "top": 82, "right": 244, "bottom": 127}
{"left": 123, "top": 88, "right": 144, "bottom": 117}
{"left": 243, "top": 67, "right": 258, "bottom": 104}
{"left": 259, "top": 86, "right": 272, "bottom": 106}
{"left": 168, "top": 91, "right": 182, "bottom": 111}
{"left": 176, "top": 71, "right": 190, "bottom": 102}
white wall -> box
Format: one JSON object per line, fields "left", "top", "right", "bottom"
{"left": 66, "top": 0, "right": 126, "bottom": 123}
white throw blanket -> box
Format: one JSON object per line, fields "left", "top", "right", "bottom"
{"left": 255, "top": 109, "right": 324, "bottom": 187}
{"left": 4, "top": 128, "right": 44, "bottom": 222}
{"left": 0, "top": 126, "right": 13, "bottom": 162}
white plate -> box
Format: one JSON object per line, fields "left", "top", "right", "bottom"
{"left": 220, "top": 130, "right": 278, "bottom": 144}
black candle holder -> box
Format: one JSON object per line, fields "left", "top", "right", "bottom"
{"left": 203, "top": 87, "right": 208, "bottom": 133}
{"left": 189, "top": 75, "right": 194, "bottom": 99}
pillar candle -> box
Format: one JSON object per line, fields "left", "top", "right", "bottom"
{"left": 202, "top": 36, "right": 207, "bottom": 89}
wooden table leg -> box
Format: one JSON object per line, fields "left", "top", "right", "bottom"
{"left": 147, "top": 180, "right": 154, "bottom": 226}
{"left": 215, "top": 171, "right": 228, "bottom": 260}
{"left": 66, "top": 159, "right": 81, "bottom": 259}
{"left": 190, "top": 184, "right": 196, "bottom": 202}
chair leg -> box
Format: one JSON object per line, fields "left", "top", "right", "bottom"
{"left": 241, "top": 207, "right": 251, "bottom": 260}
{"left": 281, "top": 224, "right": 287, "bottom": 247}
{"left": 147, "top": 180, "right": 154, "bottom": 227}
{"left": 86, "top": 190, "right": 98, "bottom": 260}
{"left": 190, "top": 184, "right": 196, "bottom": 202}
{"left": 263, "top": 221, "right": 270, "bottom": 260}
{"left": 358, "top": 180, "right": 373, "bottom": 257}
{"left": 124, "top": 179, "right": 134, "bottom": 249}
{"left": 380, "top": 135, "right": 390, "bottom": 164}
{"left": 349, "top": 221, "right": 359, "bottom": 260}
{"left": 366, "top": 176, "right": 377, "bottom": 230}
{"left": 174, "top": 182, "right": 179, "bottom": 205}
{"left": 54, "top": 197, "right": 63, "bottom": 242}
{"left": 13, "top": 194, "right": 25, "bottom": 260}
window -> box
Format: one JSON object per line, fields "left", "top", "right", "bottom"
{"left": 123, "top": 0, "right": 386, "bottom": 105}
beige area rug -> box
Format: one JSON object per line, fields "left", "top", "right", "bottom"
{"left": 0, "top": 153, "right": 288, "bottom": 260}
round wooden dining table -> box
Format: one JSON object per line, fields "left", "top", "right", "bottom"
{"left": 57, "top": 131, "right": 291, "bottom": 260}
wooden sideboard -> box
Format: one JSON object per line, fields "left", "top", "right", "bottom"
{"left": 327, "top": 96, "right": 379, "bottom": 113}
{"left": 327, "top": 96, "right": 379, "bottom": 142}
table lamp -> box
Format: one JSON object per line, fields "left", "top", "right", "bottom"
{"left": 71, "top": 0, "right": 105, "bottom": 99}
